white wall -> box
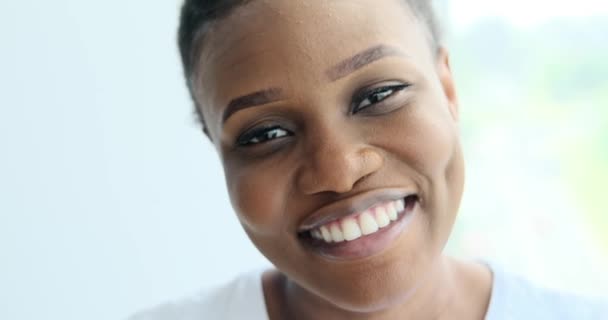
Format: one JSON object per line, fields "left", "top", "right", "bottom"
{"left": 0, "top": 1, "right": 269, "bottom": 319}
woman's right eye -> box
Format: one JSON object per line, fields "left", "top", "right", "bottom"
{"left": 236, "top": 126, "right": 292, "bottom": 147}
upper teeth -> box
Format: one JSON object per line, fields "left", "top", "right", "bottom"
{"left": 310, "top": 198, "right": 407, "bottom": 243}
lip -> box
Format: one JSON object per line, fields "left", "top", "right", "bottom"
{"left": 298, "top": 188, "right": 416, "bottom": 232}
{"left": 300, "top": 195, "right": 419, "bottom": 260}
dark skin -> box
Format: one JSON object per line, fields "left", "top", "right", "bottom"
{"left": 193, "top": 0, "right": 492, "bottom": 318}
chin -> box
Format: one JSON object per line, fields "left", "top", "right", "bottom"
{"left": 296, "top": 237, "right": 440, "bottom": 314}
{"left": 319, "top": 262, "right": 429, "bottom": 313}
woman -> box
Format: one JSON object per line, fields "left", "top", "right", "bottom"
{"left": 132, "top": 0, "right": 607, "bottom": 318}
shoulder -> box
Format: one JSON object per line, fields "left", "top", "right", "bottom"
{"left": 126, "top": 269, "right": 268, "bottom": 320}
{"left": 485, "top": 263, "right": 608, "bottom": 320}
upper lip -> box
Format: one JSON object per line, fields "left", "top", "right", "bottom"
{"left": 297, "top": 188, "right": 417, "bottom": 232}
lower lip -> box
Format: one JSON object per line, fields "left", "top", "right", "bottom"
{"left": 301, "top": 199, "right": 418, "bottom": 261}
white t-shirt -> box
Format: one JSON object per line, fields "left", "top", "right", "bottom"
{"left": 128, "top": 265, "right": 607, "bottom": 320}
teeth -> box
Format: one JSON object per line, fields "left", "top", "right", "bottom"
{"left": 320, "top": 226, "right": 332, "bottom": 242}
{"left": 341, "top": 218, "right": 362, "bottom": 241}
{"left": 359, "top": 211, "right": 379, "bottom": 235}
{"left": 312, "top": 229, "right": 323, "bottom": 240}
{"left": 386, "top": 203, "right": 398, "bottom": 221}
{"left": 375, "top": 207, "right": 391, "bottom": 228}
{"left": 308, "top": 198, "right": 414, "bottom": 244}
{"left": 395, "top": 199, "right": 405, "bottom": 212}
{"left": 330, "top": 223, "right": 344, "bottom": 242}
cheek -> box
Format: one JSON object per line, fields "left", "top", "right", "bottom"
{"left": 387, "top": 105, "right": 458, "bottom": 176}
{"left": 382, "top": 97, "right": 464, "bottom": 228}
{"left": 225, "top": 161, "right": 291, "bottom": 235}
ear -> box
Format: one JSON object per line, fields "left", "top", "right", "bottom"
{"left": 436, "top": 47, "right": 459, "bottom": 122}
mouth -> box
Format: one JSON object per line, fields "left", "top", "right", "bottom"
{"left": 298, "top": 194, "right": 419, "bottom": 260}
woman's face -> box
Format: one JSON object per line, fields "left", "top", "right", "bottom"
{"left": 195, "top": 0, "right": 463, "bottom": 311}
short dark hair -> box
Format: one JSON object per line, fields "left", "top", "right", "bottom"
{"left": 177, "top": 0, "right": 441, "bottom": 133}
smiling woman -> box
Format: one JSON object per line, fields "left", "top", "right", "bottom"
{"left": 129, "top": 0, "right": 607, "bottom": 319}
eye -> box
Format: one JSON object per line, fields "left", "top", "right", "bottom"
{"left": 236, "top": 125, "right": 292, "bottom": 146}
{"left": 352, "top": 84, "right": 409, "bottom": 114}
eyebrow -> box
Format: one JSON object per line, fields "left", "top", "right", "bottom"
{"left": 221, "top": 45, "right": 405, "bottom": 123}
{"left": 222, "top": 87, "right": 283, "bottom": 123}
{"left": 326, "top": 44, "right": 406, "bottom": 81}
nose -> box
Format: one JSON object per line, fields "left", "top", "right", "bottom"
{"left": 296, "top": 132, "right": 384, "bottom": 195}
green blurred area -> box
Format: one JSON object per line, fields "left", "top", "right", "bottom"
{"left": 450, "top": 17, "right": 608, "bottom": 252}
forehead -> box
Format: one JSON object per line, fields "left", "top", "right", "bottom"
{"left": 194, "top": 0, "right": 433, "bottom": 129}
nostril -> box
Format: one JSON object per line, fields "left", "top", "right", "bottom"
{"left": 296, "top": 145, "right": 383, "bottom": 195}
{"left": 355, "top": 172, "right": 371, "bottom": 184}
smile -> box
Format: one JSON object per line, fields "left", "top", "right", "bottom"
{"left": 299, "top": 193, "right": 419, "bottom": 260}
{"left": 310, "top": 198, "right": 407, "bottom": 243}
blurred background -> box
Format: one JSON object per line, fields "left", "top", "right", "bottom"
{"left": 0, "top": 0, "right": 606, "bottom": 319}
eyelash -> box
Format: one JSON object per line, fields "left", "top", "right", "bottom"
{"left": 236, "top": 125, "right": 291, "bottom": 147}
{"left": 351, "top": 84, "right": 409, "bottom": 114}
{"left": 236, "top": 83, "right": 409, "bottom": 147}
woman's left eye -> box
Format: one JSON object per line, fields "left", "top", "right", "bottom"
{"left": 353, "top": 84, "right": 409, "bottom": 113}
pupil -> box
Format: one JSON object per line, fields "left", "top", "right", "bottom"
{"left": 372, "top": 89, "right": 391, "bottom": 103}
{"left": 265, "top": 129, "right": 284, "bottom": 141}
